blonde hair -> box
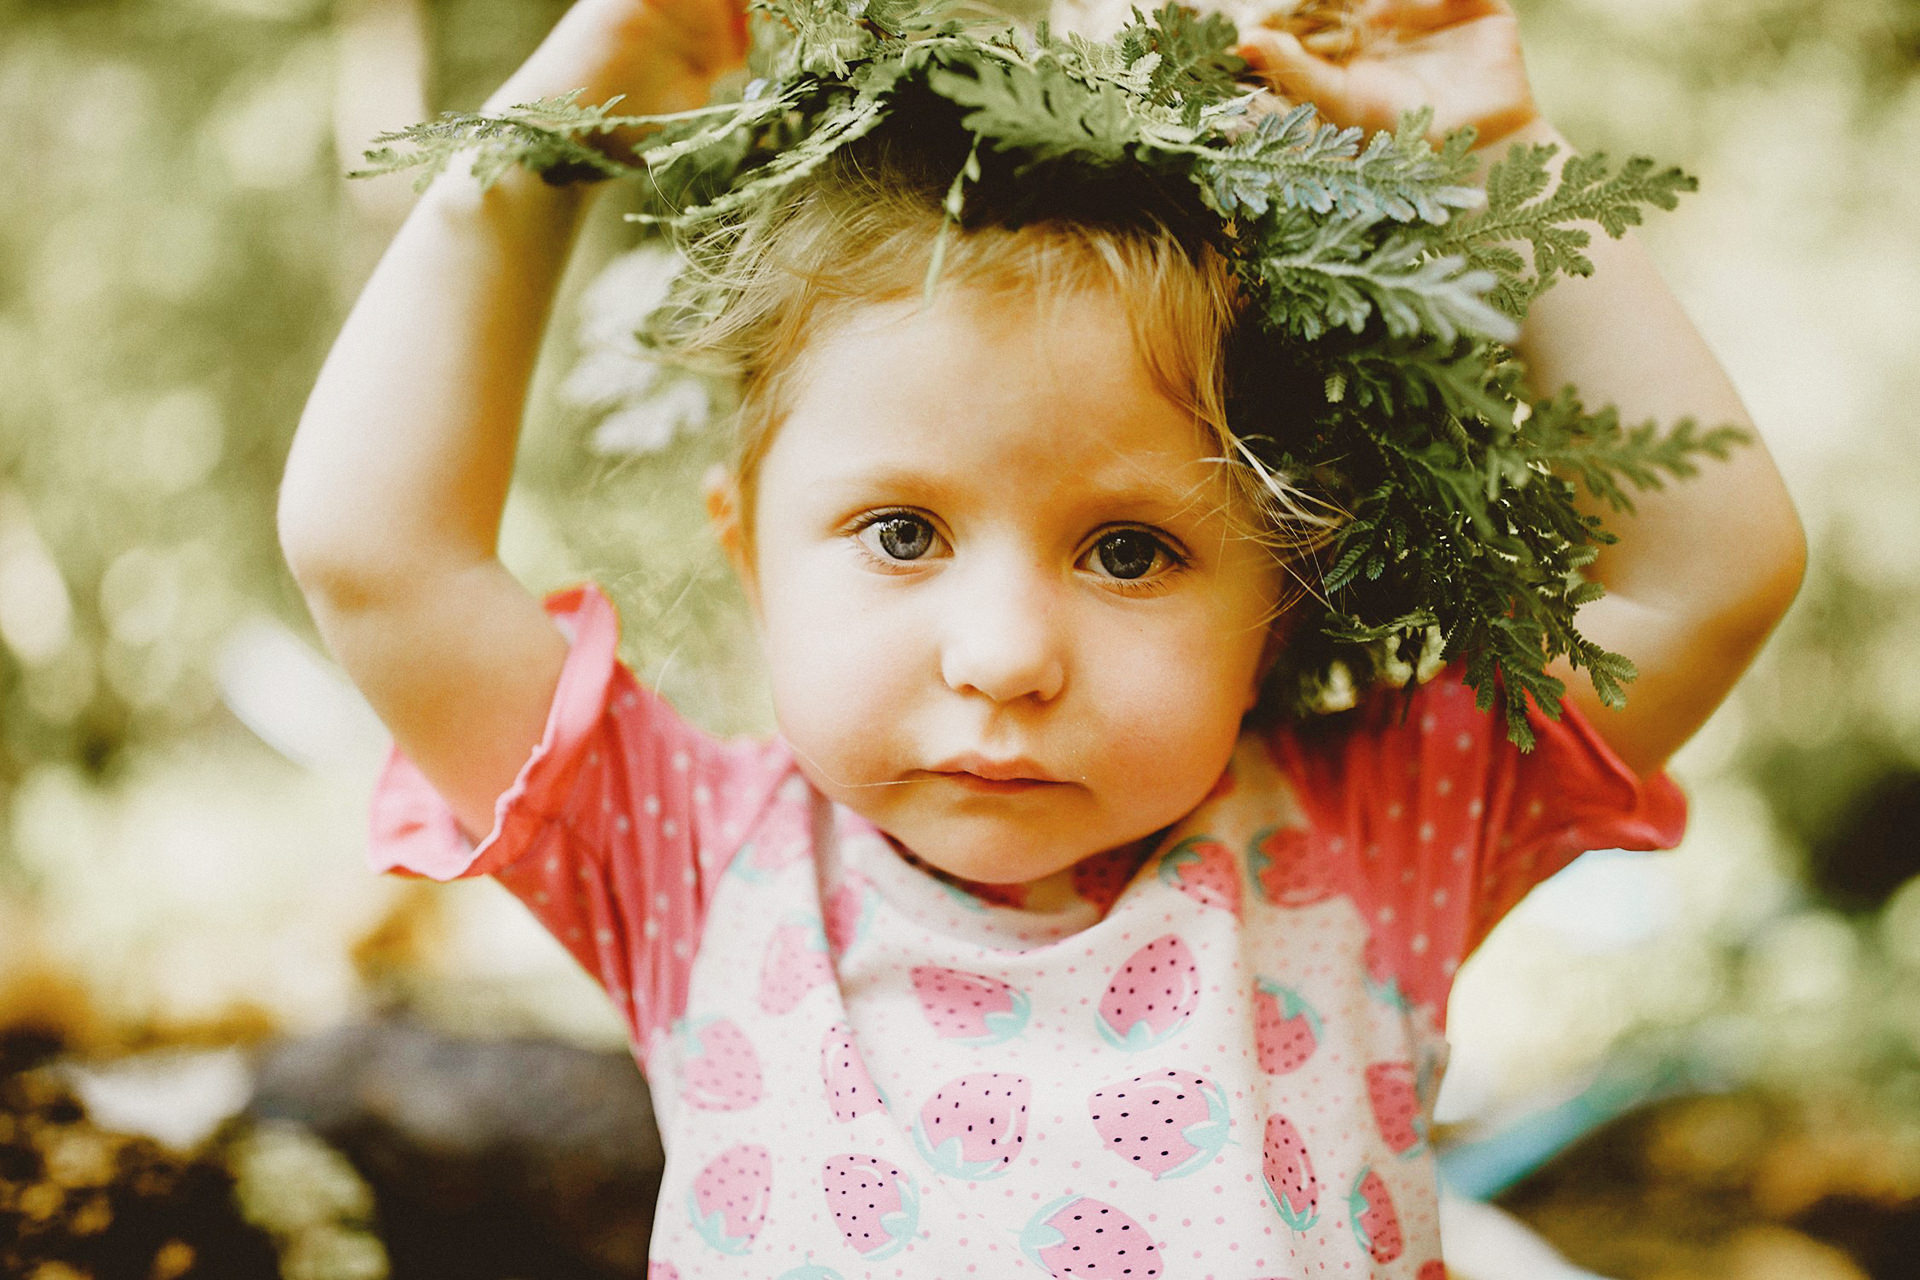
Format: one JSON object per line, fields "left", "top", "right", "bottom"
{"left": 665, "top": 127, "right": 1343, "bottom": 592}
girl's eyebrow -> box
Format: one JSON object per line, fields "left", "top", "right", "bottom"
{"left": 815, "top": 463, "right": 1221, "bottom": 524}
{"left": 810, "top": 464, "right": 939, "bottom": 494}
{"left": 1058, "top": 457, "right": 1228, "bottom": 523}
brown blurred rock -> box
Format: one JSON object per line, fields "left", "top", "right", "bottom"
{"left": 1499, "top": 1088, "right": 1920, "bottom": 1280}
{"left": 248, "top": 1017, "right": 665, "bottom": 1280}
{"left": 1723, "top": 1225, "right": 1867, "bottom": 1280}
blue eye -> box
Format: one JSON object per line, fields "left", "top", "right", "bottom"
{"left": 860, "top": 514, "right": 937, "bottom": 562}
{"left": 1090, "top": 529, "right": 1169, "bottom": 580}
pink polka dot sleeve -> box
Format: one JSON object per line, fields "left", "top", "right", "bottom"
{"left": 1267, "top": 666, "right": 1686, "bottom": 1014}
{"left": 367, "top": 584, "right": 793, "bottom": 1047}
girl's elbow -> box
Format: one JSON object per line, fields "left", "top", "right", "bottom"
{"left": 1731, "top": 516, "right": 1808, "bottom": 647}
{"left": 1778, "top": 522, "right": 1810, "bottom": 607}
{"left": 276, "top": 488, "right": 401, "bottom": 622}
{"left": 1766, "top": 503, "right": 1809, "bottom": 614}
{"left": 277, "top": 485, "right": 346, "bottom": 604}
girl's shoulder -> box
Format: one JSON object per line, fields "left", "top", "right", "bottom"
{"left": 1253, "top": 661, "right": 1686, "bottom": 914}
{"left": 1256, "top": 662, "right": 1491, "bottom": 787}
{"left": 1232, "top": 664, "right": 1687, "bottom": 1007}
{"left": 1258, "top": 660, "right": 1677, "bottom": 806}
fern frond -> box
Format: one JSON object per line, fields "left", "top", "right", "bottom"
{"left": 1448, "top": 141, "right": 1698, "bottom": 305}
{"left": 350, "top": 92, "right": 646, "bottom": 190}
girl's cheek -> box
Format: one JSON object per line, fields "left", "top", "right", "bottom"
{"left": 760, "top": 566, "right": 889, "bottom": 698}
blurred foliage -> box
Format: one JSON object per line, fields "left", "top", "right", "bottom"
{"left": 0, "top": 0, "right": 574, "bottom": 880}
{"left": 2, "top": 0, "right": 334, "bottom": 810}
{"left": 0, "top": 0, "right": 790, "bottom": 888}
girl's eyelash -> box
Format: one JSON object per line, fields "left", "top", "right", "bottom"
{"left": 843, "top": 514, "right": 1189, "bottom": 588}
{"left": 847, "top": 508, "right": 929, "bottom": 536}
{"left": 847, "top": 509, "right": 944, "bottom": 566}
{"left": 1081, "top": 526, "right": 1190, "bottom": 593}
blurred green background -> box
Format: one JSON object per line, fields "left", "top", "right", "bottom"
{"left": 1, "top": 0, "right": 1917, "bottom": 1276}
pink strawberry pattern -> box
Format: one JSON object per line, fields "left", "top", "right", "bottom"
{"left": 1087, "top": 1069, "right": 1231, "bottom": 1179}
{"left": 758, "top": 916, "right": 834, "bottom": 1015}
{"left": 1364, "top": 1060, "right": 1429, "bottom": 1156}
{"left": 1019, "top": 1195, "right": 1162, "bottom": 1279}
{"left": 909, "top": 965, "right": 1030, "bottom": 1044}
{"left": 679, "top": 1016, "right": 762, "bottom": 1111}
{"left": 1261, "top": 1113, "right": 1320, "bottom": 1231}
{"left": 912, "top": 1072, "right": 1029, "bottom": 1180}
{"left": 1251, "top": 978, "right": 1321, "bottom": 1075}
{"left": 1349, "top": 1166, "right": 1405, "bottom": 1264}
{"left": 820, "top": 1022, "right": 887, "bottom": 1122}
{"left": 822, "top": 1154, "right": 919, "bottom": 1260}
{"left": 1248, "top": 824, "right": 1342, "bottom": 906}
{"left": 1157, "top": 835, "right": 1241, "bottom": 915}
{"left": 687, "top": 1143, "right": 772, "bottom": 1255}
{"left": 1362, "top": 932, "right": 1413, "bottom": 1011}
{"left": 1071, "top": 844, "right": 1142, "bottom": 912}
{"left": 823, "top": 872, "right": 876, "bottom": 955}
{"left": 1096, "top": 935, "right": 1200, "bottom": 1051}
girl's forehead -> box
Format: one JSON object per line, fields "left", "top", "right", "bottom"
{"left": 771, "top": 286, "right": 1220, "bottom": 483}
{"left": 791, "top": 285, "right": 1169, "bottom": 419}
{"left": 808, "top": 278, "right": 1132, "bottom": 354}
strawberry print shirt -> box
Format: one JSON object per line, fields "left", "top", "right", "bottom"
{"left": 371, "top": 586, "right": 1685, "bottom": 1279}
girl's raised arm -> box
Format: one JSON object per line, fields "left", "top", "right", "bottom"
{"left": 1499, "top": 118, "right": 1805, "bottom": 776}
{"left": 1242, "top": 0, "right": 1806, "bottom": 776}
{"left": 278, "top": 0, "right": 746, "bottom": 838}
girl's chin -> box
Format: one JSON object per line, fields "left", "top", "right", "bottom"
{"left": 887, "top": 836, "right": 1088, "bottom": 888}
{"left": 894, "top": 830, "right": 1163, "bottom": 892}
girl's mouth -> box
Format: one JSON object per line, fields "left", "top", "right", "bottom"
{"left": 933, "top": 772, "right": 1060, "bottom": 795}
{"left": 921, "top": 755, "right": 1066, "bottom": 793}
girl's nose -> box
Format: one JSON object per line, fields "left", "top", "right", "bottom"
{"left": 938, "top": 559, "right": 1067, "bottom": 705}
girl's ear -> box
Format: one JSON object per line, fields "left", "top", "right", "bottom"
{"left": 702, "top": 464, "right": 759, "bottom": 610}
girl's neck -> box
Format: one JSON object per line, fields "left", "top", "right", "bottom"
{"left": 890, "top": 836, "right": 1159, "bottom": 914}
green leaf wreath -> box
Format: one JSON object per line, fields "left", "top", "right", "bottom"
{"left": 354, "top": 0, "right": 1748, "bottom": 749}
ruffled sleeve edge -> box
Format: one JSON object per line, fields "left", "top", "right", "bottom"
{"left": 1526, "top": 688, "right": 1690, "bottom": 854}
{"left": 367, "top": 584, "right": 621, "bottom": 882}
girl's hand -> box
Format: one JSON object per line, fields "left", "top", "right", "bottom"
{"left": 1237, "top": 0, "right": 1539, "bottom": 149}
{"left": 488, "top": 0, "right": 751, "bottom": 123}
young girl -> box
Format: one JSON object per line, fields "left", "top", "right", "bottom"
{"left": 279, "top": 0, "right": 1805, "bottom": 1274}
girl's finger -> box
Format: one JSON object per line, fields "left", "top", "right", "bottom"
{"left": 1237, "top": 29, "right": 1347, "bottom": 105}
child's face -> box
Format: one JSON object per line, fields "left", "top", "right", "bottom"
{"left": 724, "top": 283, "right": 1282, "bottom": 885}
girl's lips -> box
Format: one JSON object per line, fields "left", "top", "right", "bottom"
{"left": 920, "top": 756, "right": 1066, "bottom": 793}
{"left": 933, "top": 772, "right": 1060, "bottom": 795}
